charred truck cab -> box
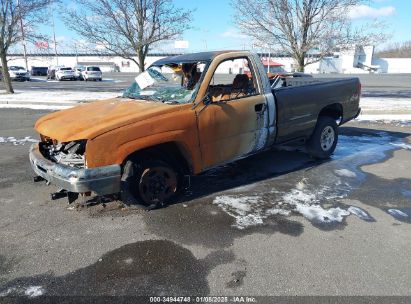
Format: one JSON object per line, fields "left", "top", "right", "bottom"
{"left": 29, "top": 50, "right": 361, "bottom": 208}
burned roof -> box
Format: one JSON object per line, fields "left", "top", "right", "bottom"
{"left": 151, "top": 51, "right": 238, "bottom": 66}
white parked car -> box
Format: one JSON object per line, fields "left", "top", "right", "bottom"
{"left": 9, "top": 66, "right": 30, "bottom": 81}
{"left": 55, "top": 67, "right": 76, "bottom": 81}
{"left": 81, "top": 66, "right": 102, "bottom": 81}
{"left": 73, "top": 66, "right": 84, "bottom": 80}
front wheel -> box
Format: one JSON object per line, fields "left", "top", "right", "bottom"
{"left": 306, "top": 116, "right": 338, "bottom": 159}
{"left": 121, "top": 158, "right": 180, "bottom": 209}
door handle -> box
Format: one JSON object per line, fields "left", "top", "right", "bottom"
{"left": 255, "top": 103, "right": 265, "bottom": 112}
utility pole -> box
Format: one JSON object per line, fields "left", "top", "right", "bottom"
{"left": 74, "top": 41, "right": 78, "bottom": 65}
{"left": 17, "top": 0, "right": 28, "bottom": 71}
{"left": 51, "top": 9, "right": 58, "bottom": 66}
{"left": 201, "top": 28, "right": 209, "bottom": 50}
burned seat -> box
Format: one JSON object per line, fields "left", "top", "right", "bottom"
{"left": 219, "top": 74, "right": 250, "bottom": 101}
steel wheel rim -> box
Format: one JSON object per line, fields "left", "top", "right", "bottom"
{"left": 320, "top": 126, "right": 335, "bottom": 151}
{"left": 139, "top": 166, "right": 177, "bottom": 205}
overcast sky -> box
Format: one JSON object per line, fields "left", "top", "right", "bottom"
{"left": 32, "top": 0, "right": 410, "bottom": 53}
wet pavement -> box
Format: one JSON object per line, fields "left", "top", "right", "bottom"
{"left": 0, "top": 108, "right": 410, "bottom": 298}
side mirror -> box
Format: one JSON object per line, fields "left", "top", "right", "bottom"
{"left": 191, "top": 92, "right": 211, "bottom": 110}
{"left": 202, "top": 93, "right": 211, "bottom": 105}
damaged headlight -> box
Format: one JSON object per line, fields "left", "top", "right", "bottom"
{"left": 43, "top": 139, "right": 87, "bottom": 168}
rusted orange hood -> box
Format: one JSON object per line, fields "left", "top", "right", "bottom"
{"left": 35, "top": 98, "right": 180, "bottom": 142}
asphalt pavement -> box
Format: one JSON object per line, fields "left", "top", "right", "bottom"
{"left": 0, "top": 108, "right": 410, "bottom": 300}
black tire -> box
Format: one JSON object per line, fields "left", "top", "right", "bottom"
{"left": 307, "top": 116, "right": 338, "bottom": 159}
{"left": 120, "top": 158, "right": 181, "bottom": 209}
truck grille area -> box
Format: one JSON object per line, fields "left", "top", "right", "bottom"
{"left": 40, "top": 140, "right": 86, "bottom": 168}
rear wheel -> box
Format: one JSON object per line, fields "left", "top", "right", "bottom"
{"left": 121, "top": 158, "right": 180, "bottom": 209}
{"left": 307, "top": 116, "right": 338, "bottom": 159}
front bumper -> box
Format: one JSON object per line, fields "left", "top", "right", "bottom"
{"left": 59, "top": 75, "right": 75, "bottom": 80}
{"left": 11, "top": 75, "right": 29, "bottom": 81}
{"left": 85, "top": 75, "right": 102, "bottom": 79}
{"left": 29, "top": 143, "right": 121, "bottom": 195}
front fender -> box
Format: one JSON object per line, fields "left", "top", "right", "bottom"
{"left": 85, "top": 111, "right": 202, "bottom": 173}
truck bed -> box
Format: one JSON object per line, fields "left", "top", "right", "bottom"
{"left": 272, "top": 77, "right": 361, "bottom": 144}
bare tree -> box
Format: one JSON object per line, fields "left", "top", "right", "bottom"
{"left": 63, "top": 0, "right": 192, "bottom": 72}
{"left": 0, "top": 0, "right": 54, "bottom": 93}
{"left": 232, "top": 0, "right": 388, "bottom": 72}
{"left": 376, "top": 41, "right": 411, "bottom": 58}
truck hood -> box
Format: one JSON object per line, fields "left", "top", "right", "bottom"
{"left": 35, "top": 98, "right": 181, "bottom": 142}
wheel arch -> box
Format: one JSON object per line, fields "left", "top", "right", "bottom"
{"left": 122, "top": 141, "right": 193, "bottom": 175}
{"left": 318, "top": 103, "right": 343, "bottom": 123}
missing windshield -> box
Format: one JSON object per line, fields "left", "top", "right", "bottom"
{"left": 123, "top": 61, "right": 208, "bottom": 104}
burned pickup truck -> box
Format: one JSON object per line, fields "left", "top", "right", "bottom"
{"left": 29, "top": 51, "right": 361, "bottom": 207}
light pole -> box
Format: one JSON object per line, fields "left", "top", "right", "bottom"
{"left": 74, "top": 41, "right": 78, "bottom": 65}
{"left": 51, "top": 8, "right": 58, "bottom": 66}
{"left": 202, "top": 28, "right": 209, "bottom": 50}
{"left": 17, "top": 0, "right": 28, "bottom": 71}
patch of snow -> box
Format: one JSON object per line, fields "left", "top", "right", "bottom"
{"left": 334, "top": 169, "right": 357, "bottom": 178}
{"left": 214, "top": 195, "right": 258, "bottom": 214}
{"left": 236, "top": 213, "right": 264, "bottom": 227}
{"left": 266, "top": 208, "right": 291, "bottom": 216}
{"left": 0, "top": 104, "right": 72, "bottom": 110}
{"left": 0, "top": 90, "right": 119, "bottom": 104}
{"left": 24, "top": 286, "right": 44, "bottom": 298}
{"left": 213, "top": 195, "right": 289, "bottom": 229}
{"left": 360, "top": 97, "right": 411, "bottom": 112}
{"left": 0, "top": 136, "right": 38, "bottom": 145}
{"left": 348, "top": 206, "right": 372, "bottom": 221}
{"left": 356, "top": 114, "right": 411, "bottom": 122}
{"left": 295, "top": 204, "right": 350, "bottom": 224}
{"left": 282, "top": 188, "right": 317, "bottom": 204}
{"left": 280, "top": 181, "right": 351, "bottom": 224}
{"left": 387, "top": 209, "right": 409, "bottom": 218}
{"left": 213, "top": 131, "right": 410, "bottom": 229}
{"left": 0, "top": 287, "right": 16, "bottom": 297}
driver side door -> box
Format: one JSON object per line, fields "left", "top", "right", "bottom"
{"left": 195, "top": 55, "right": 269, "bottom": 170}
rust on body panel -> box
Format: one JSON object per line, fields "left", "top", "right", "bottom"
{"left": 35, "top": 99, "right": 203, "bottom": 172}
{"left": 34, "top": 51, "right": 269, "bottom": 175}
{"left": 85, "top": 102, "right": 202, "bottom": 172}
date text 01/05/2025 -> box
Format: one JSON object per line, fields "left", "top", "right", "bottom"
{"left": 149, "top": 296, "right": 257, "bottom": 303}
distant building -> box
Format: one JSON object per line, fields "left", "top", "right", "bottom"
{"left": 260, "top": 58, "right": 285, "bottom": 73}
{"left": 5, "top": 46, "right": 411, "bottom": 74}
{"left": 5, "top": 53, "right": 173, "bottom": 73}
